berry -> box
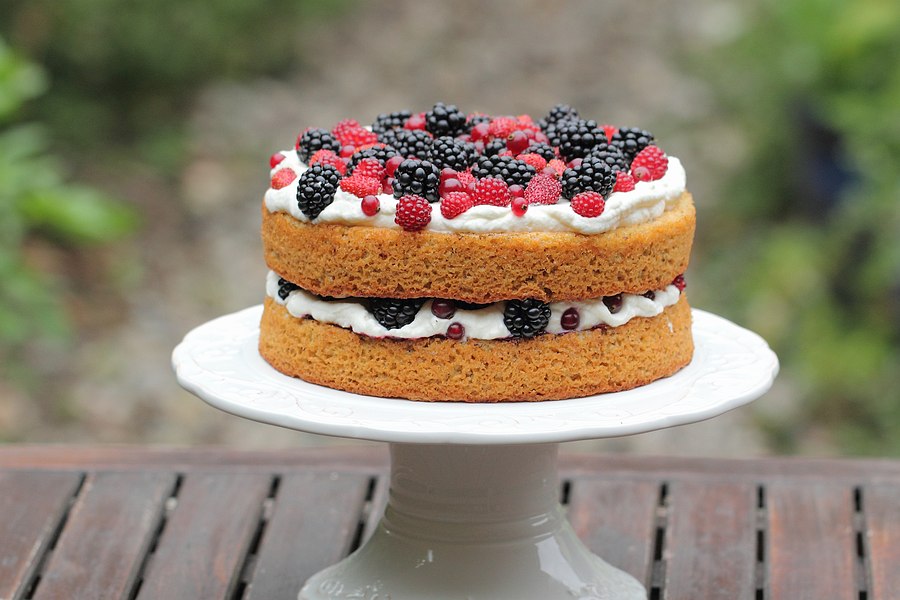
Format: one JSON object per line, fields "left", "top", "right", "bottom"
{"left": 340, "top": 174, "right": 382, "bottom": 198}
{"left": 511, "top": 197, "right": 528, "bottom": 217}
{"left": 361, "top": 195, "right": 380, "bottom": 216}
{"left": 296, "top": 128, "right": 341, "bottom": 163}
{"left": 370, "top": 298, "right": 425, "bottom": 330}
{"left": 277, "top": 277, "right": 298, "bottom": 300}
{"left": 489, "top": 116, "right": 519, "bottom": 140}
{"left": 516, "top": 153, "right": 547, "bottom": 171}
{"left": 603, "top": 294, "right": 623, "bottom": 314}
{"left": 522, "top": 142, "right": 556, "bottom": 162}
{"left": 482, "top": 138, "right": 508, "bottom": 157}
{"left": 555, "top": 119, "right": 607, "bottom": 162}
{"left": 348, "top": 145, "right": 399, "bottom": 172}
{"left": 630, "top": 145, "right": 668, "bottom": 181}
{"left": 472, "top": 155, "right": 536, "bottom": 188}
{"left": 380, "top": 129, "right": 433, "bottom": 160}
{"left": 332, "top": 119, "right": 378, "bottom": 148}
{"left": 353, "top": 158, "right": 387, "bottom": 181}
{"left": 472, "top": 177, "right": 512, "bottom": 207}
{"left": 588, "top": 142, "right": 629, "bottom": 173}
{"left": 404, "top": 112, "right": 427, "bottom": 130}
{"left": 508, "top": 184, "right": 525, "bottom": 198}
{"left": 428, "top": 136, "right": 477, "bottom": 171}
{"left": 269, "top": 152, "right": 286, "bottom": 168}
{"left": 469, "top": 121, "right": 492, "bottom": 142}
{"left": 613, "top": 171, "right": 636, "bottom": 193}
{"left": 524, "top": 173, "right": 562, "bottom": 206}
{"left": 561, "top": 156, "right": 615, "bottom": 200}
{"left": 503, "top": 299, "right": 551, "bottom": 338}
{"left": 309, "top": 148, "right": 348, "bottom": 175}
{"left": 601, "top": 124, "right": 619, "bottom": 142}
{"left": 296, "top": 164, "right": 341, "bottom": 219}
{"left": 570, "top": 191, "right": 606, "bottom": 218}
{"left": 425, "top": 102, "right": 467, "bottom": 137}
{"left": 455, "top": 171, "right": 476, "bottom": 188}
{"left": 467, "top": 113, "right": 492, "bottom": 128}
{"left": 446, "top": 322, "right": 465, "bottom": 340}
{"left": 506, "top": 130, "right": 531, "bottom": 155}
{"left": 439, "top": 177, "right": 465, "bottom": 196}
{"left": 372, "top": 110, "right": 412, "bottom": 136}
{"left": 611, "top": 127, "right": 655, "bottom": 162}
{"left": 560, "top": 307, "right": 580, "bottom": 330}
{"left": 271, "top": 168, "right": 297, "bottom": 190}
{"left": 394, "top": 195, "right": 432, "bottom": 231}
{"left": 384, "top": 155, "right": 404, "bottom": 177}
{"left": 539, "top": 104, "right": 580, "bottom": 131}
{"left": 673, "top": 274, "right": 686, "bottom": 292}
{"left": 431, "top": 299, "right": 456, "bottom": 319}
{"left": 440, "top": 191, "right": 474, "bottom": 219}
{"left": 642, "top": 291, "right": 656, "bottom": 300}
{"left": 546, "top": 159, "right": 567, "bottom": 177}
{"left": 392, "top": 159, "right": 441, "bottom": 202}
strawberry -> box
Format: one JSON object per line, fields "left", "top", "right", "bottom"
{"left": 340, "top": 175, "right": 382, "bottom": 198}
{"left": 270, "top": 168, "right": 297, "bottom": 190}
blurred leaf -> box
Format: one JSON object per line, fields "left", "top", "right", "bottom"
{"left": 17, "top": 186, "right": 138, "bottom": 244}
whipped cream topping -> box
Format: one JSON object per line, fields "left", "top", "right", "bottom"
{"left": 264, "top": 151, "right": 686, "bottom": 235}
{"left": 267, "top": 271, "right": 681, "bottom": 340}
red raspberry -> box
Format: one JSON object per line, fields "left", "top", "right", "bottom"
{"left": 332, "top": 119, "right": 377, "bottom": 147}
{"left": 613, "top": 171, "right": 636, "bottom": 193}
{"left": 601, "top": 124, "right": 618, "bottom": 142}
{"left": 472, "top": 177, "right": 512, "bottom": 207}
{"left": 440, "top": 191, "right": 474, "bottom": 219}
{"left": 489, "top": 116, "right": 518, "bottom": 140}
{"left": 455, "top": 171, "right": 476, "bottom": 188}
{"left": 516, "top": 153, "right": 548, "bottom": 171}
{"left": 524, "top": 173, "right": 562, "bottom": 206}
{"left": 630, "top": 145, "right": 668, "bottom": 181}
{"left": 270, "top": 168, "right": 297, "bottom": 190}
{"left": 309, "top": 149, "right": 347, "bottom": 175}
{"left": 395, "top": 195, "right": 432, "bottom": 231}
{"left": 404, "top": 112, "right": 426, "bottom": 130}
{"left": 361, "top": 195, "right": 380, "bottom": 216}
{"left": 353, "top": 157, "right": 386, "bottom": 181}
{"left": 546, "top": 159, "right": 567, "bottom": 177}
{"left": 570, "top": 191, "right": 606, "bottom": 218}
{"left": 469, "top": 121, "right": 491, "bottom": 141}
{"left": 269, "top": 152, "right": 286, "bottom": 168}
{"left": 673, "top": 274, "right": 686, "bottom": 292}
{"left": 340, "top": 174, "right": 382, "bottom": 198}
{"left": 511, "top": 197, "right": 528, "bottom": 217}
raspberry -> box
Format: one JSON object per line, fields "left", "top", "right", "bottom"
{"left": 271, "top": 168, "right": 297, "bottom": 190}
{"left": 372, "top": 111, "right": 412, "bottom": 136}
{"left": 613, "top": 171, "right": 636, "bottom": 193}
{"left": 630, "top": 145, "right": 668, "bottom": 181}
{"left": 440, "top": 191, "right": 474, "bottom": 219}
{"left": 503, "top": 299, "right": 551, "bottom": 338}
{"left": 469, "top": 121, "right": 491, "bottom": 142}
{"left": 673, "top": 274, "right": 686, "bottom": 292}
{"left": 425, "top": 102, "right": 467, "bottom": 137}
{"left": 611, "top": 127, "right": 655, "bottom": 162}
{"left": 309, "top": 149, "right": 347, "bottom": 175}
{"left": 561, "top": 156, "right": 615, "bottom": 200}
{"left": 348, "top": 145, "right": 399, "bottom": 172}
{"left": 455, "top": 171, "right": 476, "bottom": 188}
{"left": 353, "top": 157, "right": 386, "bottom": 181}
{"left": 361, "top": 195, "right": 380, "bottom": 216}
{"left": 472, "top": 177, "right": 512, "bottom": 207}
{"left": 524, "top": 173, "right": 562, "bottom": 206}
{"left": 395, "top": 195, "right": 432, "bottom": 231}
{"left": 511, "top": 197, "right": 528, "bottom": 217}
{"left": 332, "top": 119, "right": 366, "bottom": 145}
{"left": 269, "top": 152, "right": 286, "bottom": 168}
{"left": 369, "top": 298, "right": 426, "bottom": 330}
{"left": 404, "top": 112, "right": 427, "bottom": 130}
{"left": 393, "top": 159, "right": 441, "bottom": 202}
{"left": 296, "top": 128, "right": 341, "bottom": 163}
{"left": 296, "top": 163, "right": 341, "bottom": 219}
{"left": 547, "top": 159, "right": 567, "bottom": 177}
{"left": 570, "top": 191, "right": 606, "bottom": 218}
{"left": 601, "top": 124, "right": 619, "bottom": 142}
{"left": 340, "top": 174, "right": 381, "bottom": 198}
{"left": 516, "top": 153, "right": 547, "bottom": 171}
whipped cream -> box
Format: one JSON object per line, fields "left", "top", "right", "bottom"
{"left": 264, "top": 151, "right": 687, "bottom": 235}
{"left": 267, "top": 271, "right": 681, "bottom": 340}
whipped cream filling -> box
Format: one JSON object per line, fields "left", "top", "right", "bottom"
{"left": 267, "top": 271, "right": 681, "bottom": 340}
{"left": 264, "top": 151, "right": 686, "bottom": 235}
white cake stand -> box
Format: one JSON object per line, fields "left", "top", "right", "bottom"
{"left": 173, "top": 306, "right": 778, "bottom": 600}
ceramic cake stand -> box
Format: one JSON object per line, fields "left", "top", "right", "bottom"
{"left": 173, "top": 306, "right": 778, "bottom": 600}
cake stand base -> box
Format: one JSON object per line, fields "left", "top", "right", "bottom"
{"left": 299, "top": 443, "right": 645, "bottom": 600}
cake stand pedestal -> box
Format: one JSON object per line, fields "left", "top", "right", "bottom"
{"left": 173, "top": 307, "right": 778, "bottom": 600}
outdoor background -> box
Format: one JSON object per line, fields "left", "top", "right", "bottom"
{"left": 1, "top": 0, "right": 898, "bottom": 456}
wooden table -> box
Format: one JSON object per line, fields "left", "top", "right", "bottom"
{"left": 1, "top": 446, "right": 898, "bottom": 600}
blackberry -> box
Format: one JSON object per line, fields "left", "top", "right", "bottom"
{"left": 296, "top": 163, "right": 341, "bottom": 219}
{"left": 539, "top": 104, "right": 580, "bottom": 132}
{"left": 555, "top": 119, "right": 607, "bottom": 162}
{"left": 348, "top": 145, "right": 399, "bottom": 172}
{"left": 369, "top": 298, "right": 426, "bottom": 330}
{"left": 482, "top": 138, "right": 508, "bottom": 157}
{"left": 472, "top": 155, "right": 536, "bottom": 188}
{"left": 296, "top": 128, "right": 340, "bottom": 163}
{"left": 521, "top": 142, "right": 556, "bottom": 162}
{"left": 587, "top": 142, "right": 629, "bottom": 173}
{"left": 425, "top": 102, "right": 467, "bottom": 137}
{"left": 379, "top": 129, "right": 433, "bottom": 160}
{"left": 561, "top": 156, "right": 615, "bottom": 200}
{"left": 427, "top": 137, "right": 477, "bottom": 171}
{"left": 392, "top": 159, "right": 442, "bottom": 202}
{"left": 466, "top": 114, "right": 492, "bottom": 128}
{"left": 610, "top": 127, "right": 655, "bottom": 162}
{"left": 371, "top": 110, "right": 412, "bottom": 136}
{"left": 503, "top": 299, "right": 551, "bottom": 338}
{"left": 277, "top": 277, "right": 299, "bottom": 300}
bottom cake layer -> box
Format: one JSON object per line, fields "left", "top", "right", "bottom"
{"left": 258, "top": 295, "right": 694, "bottom": 403}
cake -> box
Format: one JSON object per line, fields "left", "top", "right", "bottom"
{"left": 259, "top": 103, "right": 695, "bottom": 402}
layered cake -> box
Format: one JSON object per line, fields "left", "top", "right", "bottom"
{"left": 259, "top": 103, "right": 695, "bottom": 402}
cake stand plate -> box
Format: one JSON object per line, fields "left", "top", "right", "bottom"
{"left": 173, "top": 307, "right": 778, "bottom": 600}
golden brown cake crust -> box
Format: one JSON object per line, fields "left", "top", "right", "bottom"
{"left": 262, "top": 192, "right": 696, "bottom": 303}
{"left": 258, "top": 295, "right": 694, "bottom": 402}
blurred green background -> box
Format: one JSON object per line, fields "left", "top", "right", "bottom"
{"left": 0, "top": 0, "right": 897, "bottom": 455}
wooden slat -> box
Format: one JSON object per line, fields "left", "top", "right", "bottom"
{"left": 864, "top": 483, "right": 900, "bottom": 599}
{"left": 245, "top": 472, "right": 371, "bottom": 600}
{"left": 136, "top": 472, "right": 271, "bottom": 600}
{"left": 0, "top": 471, "right": 82, "bottom": 600}
{"left": 32, "top": 471, "right": 175, "bottom": 600}
{"left": 767, "top": 482, "right": 857, "bottom": 600}
{"left": 567, "top": 479, "right": 659, "bottom": 585}
{"left": 664, "top": 481, "right": 757, "bottom": 599}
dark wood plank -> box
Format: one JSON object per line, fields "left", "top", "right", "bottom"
{"left": 0, "top": 471, "right": 82, "bottom": 600}
{"left": 864, "top": 483, "right": 900, "bottom": 600}
{"left": 567, "top": 479, "right": 659, "bottom": 585}
{"left": 137, "top": 472, "right": 271, "bottom": 600}
{"left": 245, "top": 472, "right": 371, "bottom": 600}
{"left": 664, "top": 481, "right": 757, "bottom": 599}
{"left": 767, "top": 481, "right": 857, "bottom": 600}
{"left": 33, "top": 471, "right": 175, "bottom": 600}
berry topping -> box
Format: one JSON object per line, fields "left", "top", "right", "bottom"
{"left": 431, "top": 299, "right": 456, "bottom": 319}
{"left": 546, "top": 159, "right": 567, "bottom": 177}
{"left": 506, "top": 130, "right": 531, "bottom": 155}
{"left": 394, "top": 194, "right": 432, "bottom": 231}
{"left": 271, "top": 168, "right": 297, "bottom": 190}
{"left": 630, "top": 145, "right": 668, "bottom": 181}
{"left": 296, "top": 128, "right": 341, "bottom": 163}
{"left": 511, "top": 196, "right": 529, "bottom": 217}
{"left": 471, "top": 155, "right": 536, "bottom": 188}
{"left": 277, "top": 277, "right": 299, "bottom": 300}
{"left": 404, "top": 112, "right": 427, "bottom": 130}
{"left": 425, "top": 102, "right": 467, "bottom": 137}
{"left": 524, "top": 173, "right": 562, "bottom": 206}
{"left": 384, "top": 155, "right": 404, "bottom": 177}
{"left": 489, "top": 116, "right": 519, "bottom": 140}
{"left": 570, "top": 191, "right": 606, "bottom": 218}
{"left": 611, "top": 127, "right": 655, "bottom": 162}
{"left": 555, "top": 119, "right": 606, "bottom": 162}
{"left": 428, "top": 136, "right": 477, "bottom": 171}
{"left": 296, "top": 164, "right": 341, "bottom": 219}
{"left": 602, "top": 294, "right": 623, "bottom": 314}
{"left": 380, "top": 128, "right": 433, "bottom": 160}
{"left": 352, "top": 157, "right": 387, "bottom": 181}
{"left": 455, "top": 170, "right": 476, "bottom": 188}
{"left": 369, "top": 298, "right": 425, "bottom": 330}
{"left": 361, "top": 195, "right": 380, "bottom": 216}
{"left": 522, "top": 142, "right": 557, "bottom": 162}
{"left": 269, "top": 153, "right": 286, "bottom": 168}
{"left": 472, "top": 177, "right": 512, "bottom": 207}
{"left": 560, "top": 307, "right": 580, "bottom": 330}
{"left": 601, "top": 124, "right": 619, "bottom": 142}
{"left": 540, "top": 104, "right": 580, "bottom": 131}
{"left": 613, "top": 171, "right": 636, "bottom": 193}
{"left": 561, "top": 156, "right": 616, "bottom": 200}
{"left": 440, "top": 191, "right": 474, "bottom": 219}
{"left": 588, "top": 142, "right": 629, "bottom": 173}
{"left": 446, "top": 322, "right": 465, "bottom": 340}
{"left": 348, "top": 145, "right": 399, "bottom": 172}
{"left": 332, "top": 119, "right": 378, "bottom": 149}
{"left": 372, "top": 110, "right": 413, "bottom": 136}
{"left": 516, "top": 152, "right": 548, "bottom": 172}
{"left": 392, "top": 159, "right": 441, "bottom": 202}
{"left": 309, "top": 148, "right": 348, "bottom": 175}
{"left": 673, "top": 274, "right": 686, "bottom": 292}
{"left": 340, "top": 174, "right": 382, "bottom": 198}
{"left": 503, "top": 299, "right": 551, "bottom": 338}
{"left": 482, "top": 138, "right": 508, "bottom": 157}
{"left": 642, "top": 291, "right": 656, "bottom": 300}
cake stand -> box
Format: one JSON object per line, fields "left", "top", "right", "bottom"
{"left": 172, "top": 306, "right": 778, "bottom": 600}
